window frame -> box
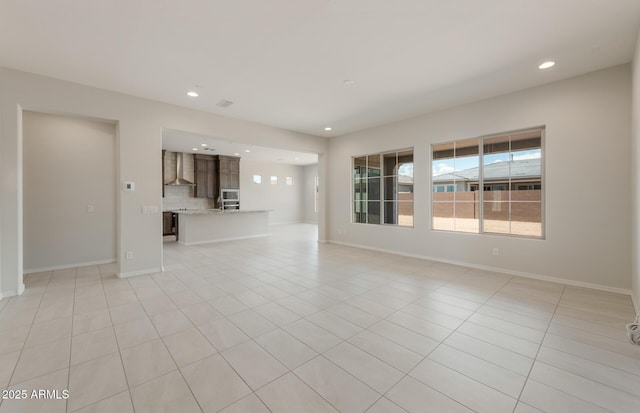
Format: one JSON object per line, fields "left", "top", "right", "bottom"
{"left": 431, "top": 128, "right": 545, "bottom": 239}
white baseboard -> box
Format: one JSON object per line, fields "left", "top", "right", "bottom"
{"left": 179, "top": 234, "right": 269, "bottom": 246}
{"left": 269, "top": 220, "right": 318, "bottom": 226}
{"left": 269, "top": 221, "right": 302, "bottom": 226}
{"left": 633, "top": 293, "right": 639, "bottom": 317}
{"left": 1, "top": 282, "right": 26, "bottom": 299}
{"left": 24, "top": 259, "right": 116, "bottom": 275}
{"left": 329, "top": 240, "right": 633, "bottom": 296}
{"left": 117, "top": 267, "right": 163, "bottom": 279}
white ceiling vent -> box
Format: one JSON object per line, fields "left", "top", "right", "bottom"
{"left": 216, "top": 99, "right": 234, "bottom": 108}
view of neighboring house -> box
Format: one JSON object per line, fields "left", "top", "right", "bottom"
{"left": 432, "top": 158, "right": 542, "bottom": 192}
{"left": 432, "top": 157, "right": 543, "bottom": 235}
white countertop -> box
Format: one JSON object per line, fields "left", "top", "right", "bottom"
{"left": 167, "top": 209, "right": 270, "bottom": 215}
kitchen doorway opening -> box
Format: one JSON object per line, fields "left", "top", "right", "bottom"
{"left": 161, "top": 128, "right": 320, "bottom": 251}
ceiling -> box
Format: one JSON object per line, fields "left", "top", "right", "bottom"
{"left": 2, "top": 1, "right": 640, "bottom": 137}
{"left": 163, "top": 128, "right": 318, "bottom": 166}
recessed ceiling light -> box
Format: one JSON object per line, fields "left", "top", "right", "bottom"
{"left": 234, "top": 152, "right": 240, "bottom": 156}
{"left": 244, "top": 149, "right": 251, "bottom": 153}
{"left": 538, "top": 61, "right": 555, "bottom": 69}
{"left": 187, "top": 91, "right": 199, "bottom": 97}
{"left": 343, "top": 79, "right": 355, "bottom": 86}
{"left": 200, "top": 143, "right": 207, "bottom": 147}
{"left": 295, "top": 157, "right": 300, "bottom": 160}
{"left": 192, "top": 148, "right": 198, "bottom": 151}
{"left": 324, "top": 127, "right": 332, "bottom": 131}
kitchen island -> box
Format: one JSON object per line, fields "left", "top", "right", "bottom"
{"left": 175, "top": 209, "right": 269, "bottom": 245}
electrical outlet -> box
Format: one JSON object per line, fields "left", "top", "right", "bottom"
{"left": 142, "top": 206, "right": 158, "bottom": 214}
{"left": 126, "top": 251, "right": 134, "bottom": 260}
{"left": 492, "top": 248, "right": 500, "bottom": 256}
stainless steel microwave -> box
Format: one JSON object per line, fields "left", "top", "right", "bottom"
{"left": 221, "top": 189, "right": 240, "bottom": 210}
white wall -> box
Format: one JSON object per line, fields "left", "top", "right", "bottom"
{"left": 303, "top": 164, "right": 318, "bottom": 224}
{"left": 23, "top": 111, "right": 116, "bottom": 272}
{"left": 328, "top": 64, "right": 632, "bottom": 292}
{"left": 632, "top": 28, "right": 640, "bottom": 313}
{"left": 240, "top": 160, "right": 304, "bottom": 225}
{"left": 0, "top": 68, "right": 328, "bottom": 298}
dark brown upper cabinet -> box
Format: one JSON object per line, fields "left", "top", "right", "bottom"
{"left": 194, "top": 154, "right": 219, "bottom": 199}
{"left": 219, "top": 155, "right": 240, "bottom": 190}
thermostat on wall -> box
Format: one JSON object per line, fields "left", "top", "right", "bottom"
{"left": 122, "top": 182, "right": 135, "bottom": 191}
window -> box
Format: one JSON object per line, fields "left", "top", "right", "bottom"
{"left": 252, "top": 175, "right": 262, "bottom": 184}
{"left": 270, "top": 176, "right": 278, "bottom": 185}
{"left": 286, "top": 176, "right": 293, "bottom": 186}
{"left": 353, "top": 149, "right": 413, "bottom": 227}
{"left": 432, "top": 128, "right": 543, "bottom": 237}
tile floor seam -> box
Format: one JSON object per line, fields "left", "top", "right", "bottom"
{"left": 133, "top": 276, "right": 206, "bottom": 413}
{"left": 65, "top": 269, "right": 79, "bottom": 413}
{"left": 548, "top": 317, "right": 633, "bottom": 342}
{"left": 252, "top": 327, "right": 318, "bottom": 363}
{"left": 398, "top": 303, "right": 469, "bottom": 324}
{"left": 207, "top": 347, "right": 286, "bottom": 412}
{"left": 4, "top": 271, "right": 50, "bottom": 389}
{"left": 446, "top": 330, "right": 536, "bottom": 364}
{"left": 364, "top": 396, "right": 407, "bottom": 413}
{"left": 531, "top": 358, "right": 640, "bottom": 404}
{"left": 303, "top": 313, "right": 362, "bottom": 340}
{"left": 523, "top": 377, "right": 618, "bottom": 413}
{"left": 124, "top": 369, "right": 187, "bottom": 409}
{"left": 374, "top": 275, "right": 500, "bottom": 413}
{"left": 66, "top": 389, "right": 133, "bottom": 413}
{"left": 316, "top": 351, "right": 390, "bottom": 397}
{"left": 472, "top": 310, "right": 550, "bottom": 333}
{"left": 336, "top": 333, "right": 420, "bottom": 377}
{"left": 536, "top": 339, "right": 640, "bottom": 381}
{"left": 424, "top": 353, "right": 524, "bottom": 401}
{"left": 100, "top": 269, "right": 136, "bottom": 411}
{"left": 216, "top": 336, "right": 293, "bottom": 388}
{"left": 212, "top": 392, "right": 271, "bottom": 413}
{"left": 287, "top": 353, "right": 379, "bottom": 413}
{"left": 512, "top": 284, "right": 566, "bottom": 413}
{"left": 460, "top": 319, "right": 545, "bottom": 346}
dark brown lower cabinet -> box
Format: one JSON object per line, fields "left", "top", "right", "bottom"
{"left": 163, "top": 212, "right": 173, "bottom": 235}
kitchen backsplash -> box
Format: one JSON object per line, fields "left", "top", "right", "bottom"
{"left": 162, "top": 185, "right": 215, "bottom": 210}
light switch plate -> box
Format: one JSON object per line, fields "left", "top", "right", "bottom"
{"left": 142, "top": 206, "right": 159, "bottom": 214}
{"left": 122, "top": 182, "right": 135, "bottom": 191}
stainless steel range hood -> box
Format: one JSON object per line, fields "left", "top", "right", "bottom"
{"left": 166, "top": 152, "right": 195, "bottom": 186}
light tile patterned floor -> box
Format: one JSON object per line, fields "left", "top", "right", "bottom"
{"left": 1, "top": 224, "right": 639, "bottom": 412}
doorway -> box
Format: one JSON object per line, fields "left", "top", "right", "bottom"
{"left": 22, "top": 111, "right": 117, "bottom": 274}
